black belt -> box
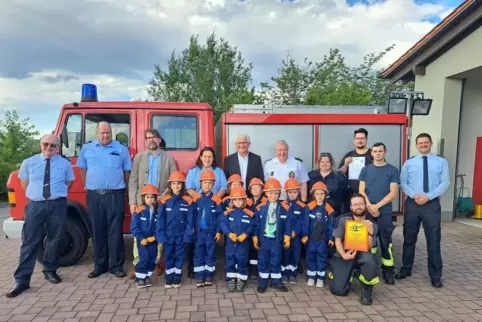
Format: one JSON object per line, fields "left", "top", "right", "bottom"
{"left": 33, "top": 197, "right": 66, "bottom": 203}
{"left": 89, "top": 189, "right": 123, "bottom": 195}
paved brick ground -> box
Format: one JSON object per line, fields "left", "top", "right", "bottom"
{"left": 1, "top": 220, "right": 482, "bottom": 321}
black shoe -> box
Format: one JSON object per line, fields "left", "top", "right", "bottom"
{"left": 111, "top": 271, "right": 126, "bottom": 278}
{"left": 165, "top": 280, "right": 173, "bottom": 289}
{"left": 88, "top": 271, "right": 105, "bottom": 279}
{"left": 145, "top": 277, "right": 153, "bottom": 287}
{"left": 257, "top": 286, "right": 267, "bottom": 293}
{"left": 360, "top": 285, "right": 373, "bottom": 305}
{"left": 5, "top": 284, "right": 30, "bottom": 298}
{"left": 382, "top": 271, "right": 395, "bottom": 285}
{"left": 271, "top": 284, "right": 288, "bottom": 292}
{"left": 204, "top": 278, "right": 213, "bottom": 286}
{"left": 431, "top": 280, "right": 443, "bottom": 288}
{"left": 44, "top": 272, "right": 61, "bottom": 284}
{"left": 394, "top": 270, "right": 412, "bottom": 280}
{"left": 135, "top": 278, "right": 147, "bottom": 289}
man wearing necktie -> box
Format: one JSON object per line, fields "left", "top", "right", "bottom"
{"left": 6, "top": 135, "right": 75, "bottom": 298}
{"left": 395, "top": 133, "right": 450, "bottom": 288}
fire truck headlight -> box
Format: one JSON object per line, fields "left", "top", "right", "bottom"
{"left": 411, "top": 99, "right": 432, "bottom": 116}
{"left": 387, "top": 97, "right": 408, "bottom": 114}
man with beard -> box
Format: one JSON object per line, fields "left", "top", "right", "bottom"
{"left": 328, "top": 194, "right": 379, "bottom": 305}
{"left": 128, "top": 128, "right": 177, "bottom": 279}
{"left": 359, "top": 142, "right": 400, "bottom": 285}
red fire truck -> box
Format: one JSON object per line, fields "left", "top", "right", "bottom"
{"left": 4, "top": 84, "right": 408, "bottom": 267}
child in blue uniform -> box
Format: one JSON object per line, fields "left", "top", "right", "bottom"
{"left": 156, "top": 171, "right": 194, "bottom": 289}
{"left": 130, "top": 184, "right": 159, "bottom": 289}
{"left": 193, "top": 169, "right": 223, "bottom": 288}
{"left": 281, "top": 178, "right": 306, "bottom": 285}
{"left": 220, "top": 187, "right": 255, "bottom": 292}
{"left": 222, "top": 174, "right": 244, "bottom": 210}
{"left": 247, "top": 177, "right": 267, "bottom": 279}
{"left": 254, "top": 178, "right": 291, "bottom": 293}
{"left": 302, "top": 181, "right": 335, "bottom": 288}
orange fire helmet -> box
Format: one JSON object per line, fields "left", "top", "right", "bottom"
{"left": 248, "top": 177, "right": 264, "bottom": 190}
{"left": 167, "top": 171, "right": 186, "bottom": 183}
{"left": 264, "top": 178, "right": 282, "bottom": 192}
{"left": 200, "top": 169, "right": 216, "bottom": 181}
{"left": 140, "top": 184, "right": 159, "bottom": 195}
{"left": 230, "top": 187, "right": 247, "bottom": 199}
{"left": 310, "top": 181, "right": 328, "bottom": 194}
{"left": 284, "top": 178, "right": 301, "bottom": 190}
{"left": 228, "top": 174, "right": 243, "bottom": 185}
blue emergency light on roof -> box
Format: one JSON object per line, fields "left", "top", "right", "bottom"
{"left": 81, "top": 83, "right": 98, "bottom": 102}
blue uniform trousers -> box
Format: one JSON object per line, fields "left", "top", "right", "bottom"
{"left": 87, "top": 189, "right": 125, "bottom": 273}
{"left": 135, "top": 240, "right": 157, "bottom": 279}
{"left": 194, "top": 231, "right": 217, "bottom": 280}
{"left": 164, "top": 235, "right": 185, "bottom": 281}
{"left": 372, "top": 211, "right": 395, "bottom": 273}
{"left": 225, "top": 239, "right": 249, "bottom": 280}
{"left": 258, "top": 237, "right": 282, "bottom": 287}
{"left": 306, "top": 239, "right": 328, "bottom": 280}
{"left": 14, "top": 198, "right": 67, "bottom": 286}
{"left": 281, "top": 235, "right": 302, "bottom": 278}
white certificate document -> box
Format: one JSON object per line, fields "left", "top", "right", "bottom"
{"left": 348, "top": 157, "right": 365, "bottom": 180}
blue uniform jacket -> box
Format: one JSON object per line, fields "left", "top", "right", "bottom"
{"left": 130, "top": 205, "right": 157, "bottom": 241}
{"left": 156, "top": 193, "right": 194, "bottom": 243}
{"left": 248, "top": 196, "right": 267, "bottom": 213}
{"left": 282, "top": 199, "right": 306, "bottom": 236}
{"left": 220, "top": 207, "right": 255, "bottom": 236}
{"left": 303, "top": 201, "right": 335, "bottom": 242}
{"left": 255, "top": 201, "right": 291, "bottom": 243}
{"left": 193, "top": 192, "right": 223, "bottom": 234}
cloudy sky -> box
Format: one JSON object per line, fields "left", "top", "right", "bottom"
{"left": 0, "top": 0, "right": 464, "bottom": 137}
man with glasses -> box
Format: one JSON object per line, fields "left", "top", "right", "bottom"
{"left": 128, "top": 128, "right": 177, "bottom": 279}
{"left": 6, "top": 135, "right": 75, "bottom": 298}
{"left": 223, "top": 134, "right": 264, "bottom": 198}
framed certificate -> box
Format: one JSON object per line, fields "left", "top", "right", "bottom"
{"left": 344, "top": 220, "right": 369, "bottom": 252}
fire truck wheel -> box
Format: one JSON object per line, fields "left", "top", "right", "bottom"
{"left": 36, "top": 216, "right": 89, "bottom": 267}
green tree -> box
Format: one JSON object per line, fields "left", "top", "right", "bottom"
{"left": 0, "top": 110, "right": 40, "bottom": 198}
{"left": 147, "top": 32, "right": 255, "bottom": 122}
{"left": 260, "top": 46, "right": 414, "bottom": 106}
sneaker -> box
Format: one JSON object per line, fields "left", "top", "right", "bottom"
{"left": 307, "top": 279, "right": 315, "bottom": 287}
{"left": 271, "top": 284, "right": 288, "bottom": 292}
{"left": 196, "top": 280, "right": 205, "bottom": 288}
{"left": 145, "top": 277, "right": 153, "bottom": 287}
{"left": 227, "top": 280, "right": 236, "bottom": 292}
{"left": 165, "top": 280, "right": 173, "bottom": 289}
{"left": 289, "top": 276, "right": 297, "bottom": 284}
{"left": 316, "top": 279, "right": 324, "bottom": 288}
{"left": 236, "top": 280, "right": 245, "bottom": 292}
{"left": 173, "top": 280, "right": 181, "bottom": 288}
{"left": 281, "top": 276, "right": 288, "bottom": 284}
{"left": 204, "top": 278, "right": 213, "bottom": 287}
{"left": 135, "top": 278, "right": 147, "bottom": 289}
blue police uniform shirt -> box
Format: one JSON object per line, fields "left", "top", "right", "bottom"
{"left": 148, "top": 152, "right": 161, "bottom": 186}
{"left": 76, "top": 140, "right": 132, "bottom": 190}
{"left": 185, "top": 166, "right": 228, "bottom": 194}
{"left": 18, "top": 154, "right": 75, "bottom": 201}
{"left": 400, "top": 153, "right": 450, "bottom": 200}
{"left": 359, "top": 163, "right": 400, "bottom": 213}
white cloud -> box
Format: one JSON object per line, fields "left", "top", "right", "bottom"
{"left": 0, "top": 0, "right": 460, "bottom": 132}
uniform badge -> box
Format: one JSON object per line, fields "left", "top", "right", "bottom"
{"left": 270, "top": 171, "right": 274, "bottom": 176}
{"left": 289, "top": 171, "right": 295, "bottom": 178}
{"left": 315, "top": 211, "right": 322, "bottom": 221}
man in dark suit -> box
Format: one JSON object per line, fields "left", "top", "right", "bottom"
{"left": 223, "top": 134, "right": 264, "bottom": 196}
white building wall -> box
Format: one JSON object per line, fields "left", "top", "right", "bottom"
{"left": 410, "top": 25, "right": 482, "bottom": 220}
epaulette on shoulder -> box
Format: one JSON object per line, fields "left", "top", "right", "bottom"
{"left": 211, "top": 195, "right": 222, "bottom": 205}
{"left": 325, "top": 203, "right": 335, "bottom": 215}
{"left": 261, "top": 196, "right": 268, "bottom": 203}
{"left": 160, "top": 195, "right": 171, "bottom": 204}
{"left": 296, "top": 200, "right": 306, "bottom": 208}
{"left": 246, "top": 199, "right": 253, "bottom": 207}
{"left": 280, "top": 202, "right": 289, "bottom": 211}
{"left": 243, "top": 208, "right": 254, "bottom": 217}
{"left": 224, "top": 208, "right": 234, "bottom": 216}
{"left": 135, "top": 205, "right": 146, "bottom": 213}
{"left": 308, "top": 200, "right": 317, "bottom": 210}
{"left": 192, "top": 193, "right": 202, "bottom": 203}
{"left": 222, "top": 196, "right": 230, "bottom": 202}
{"left": 256, "top": 202, "right": 267, "bottom": 212}
{"left": 182, "top": 195, "right": 192, "bottom": 205}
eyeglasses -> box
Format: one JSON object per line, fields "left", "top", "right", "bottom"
{"left": 42, "top": 143, "right": 57, "bottom": 148}
{"left": 319, "top": 152, "right": 332, "bottom": 157}
{"left": 146, "top": 136, "right": 159, "bottom": 141}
